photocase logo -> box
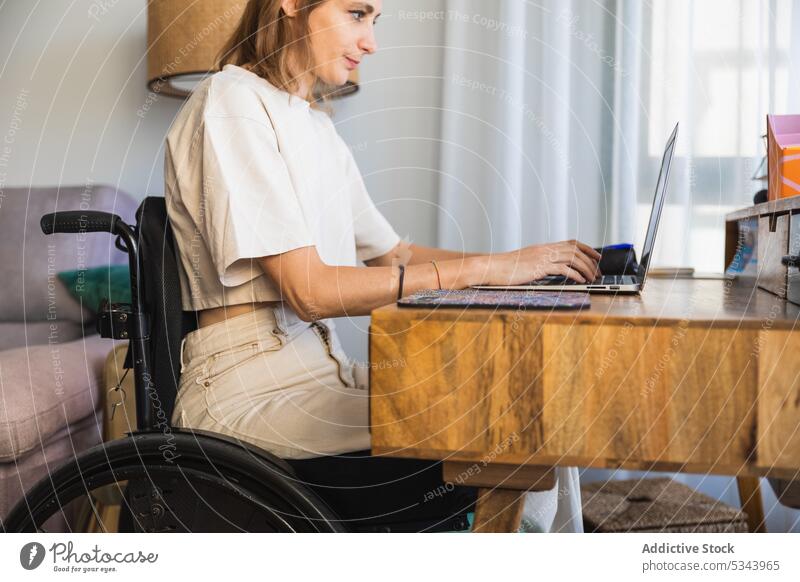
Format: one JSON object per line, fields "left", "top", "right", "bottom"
{"left": 20, "top": 542, "right": 46, "bottom": 570}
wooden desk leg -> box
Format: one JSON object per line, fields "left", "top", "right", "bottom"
{"left": 442, "top": 462, "right": 557, "bottom": 533}
{"left": 472, "top": 488, "right": 526, "bottom": 533}
{"left": 736, "top": 476, "right": 766, "bottom": 533}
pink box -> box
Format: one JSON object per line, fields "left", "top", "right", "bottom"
{"left": 768, "top": 114, "right": 800, "bottom": 200}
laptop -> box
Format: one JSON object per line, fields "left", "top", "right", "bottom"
{"left": 473, "top": 122, "right": 678, "bottom": 294}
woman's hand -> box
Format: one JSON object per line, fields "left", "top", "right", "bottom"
{"left": 480, "top": 240, "right": 602, "bottom": 285}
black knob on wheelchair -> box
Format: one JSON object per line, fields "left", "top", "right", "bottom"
{"left": 782, "top": 254, "right": 800, "bottom": 268}
{"left": 40, "top": 210, "right": 122, "bottom": 235}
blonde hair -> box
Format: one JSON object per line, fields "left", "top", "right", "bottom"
{"left": 218, "top": 0, "right": 337, "bottom": 111}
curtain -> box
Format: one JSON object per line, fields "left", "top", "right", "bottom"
{"left": 438, "top": 0, "right": 796, "bottom": 267}
{"left": 438, "top": 0, "right": 629, "bottom": 254}
{"left": 437, "top": 0, "right": 799, "bottom": 531}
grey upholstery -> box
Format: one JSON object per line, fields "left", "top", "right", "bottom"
{"left": 0, "top": 321, "right": 86, "bottom": 351}
{"left": 0, "top": 335, "right": 110, "bottom": 461}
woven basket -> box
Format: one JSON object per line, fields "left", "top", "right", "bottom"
{"left": 581, "top": 478, "right": 748, "bottom": 533}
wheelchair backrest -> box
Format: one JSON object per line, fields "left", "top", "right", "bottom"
{"left": 135, "top": 196, "right": 198, "bottom": 424}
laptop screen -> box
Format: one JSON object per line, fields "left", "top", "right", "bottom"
{"left": 636, "top": 123, "right": 679, "bottom": 285}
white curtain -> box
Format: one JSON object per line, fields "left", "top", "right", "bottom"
{"left": 438, "top": 0, "right": 797, "bottom": 268}
{"left": 438, "top": 0, "right": 631, "bottom": 254}
{"left": 437, "top": 0, "right": 799, "bottom": 531}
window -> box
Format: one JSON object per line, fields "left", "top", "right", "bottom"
{"left": 636, "top": 0, "right": 793, "bottom": 272}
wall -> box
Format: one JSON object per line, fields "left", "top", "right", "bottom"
{"left": 0, "top": 1, "right": 180, "bottom": 201}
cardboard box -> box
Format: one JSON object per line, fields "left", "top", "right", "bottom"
{"left": 768, "top": 114, "right": 800, "bottom": 200}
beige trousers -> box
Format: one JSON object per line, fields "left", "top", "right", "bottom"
{"left": 172, "top": 304, "right": 370, "bottom": 459}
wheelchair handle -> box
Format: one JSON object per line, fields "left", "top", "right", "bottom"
{"left": 40, "top": 210, "right": 123, "bottom": 235}
{"left": 40, "top": 208, "right": 149, "bottom": 429}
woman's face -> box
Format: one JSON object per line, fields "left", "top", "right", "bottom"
{"left": 289, "top": 0, "right": 381, "bottom": 87}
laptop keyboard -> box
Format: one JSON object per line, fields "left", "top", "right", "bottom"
{"left": 532, "top": 275, "right": 635, "bottom": 286}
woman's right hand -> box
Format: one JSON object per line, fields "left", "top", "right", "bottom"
{"left": 479, "top": 240, "right": 602, "bottom": 285}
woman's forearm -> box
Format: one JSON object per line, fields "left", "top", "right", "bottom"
{"left": 405, "top": 243, "right": 484, "bottom": 264}
{"left": 261, "top": 239, "right": 600, "bottom": 321}
{"left": 306, "top": 255, "right": 488, "bottom": 319}
{"left": 364, "top": 241, "right": 484, "bottom": 268}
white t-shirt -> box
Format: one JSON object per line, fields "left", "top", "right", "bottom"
{"left": 164, "top": 64, "right": 400, "bottom": 311}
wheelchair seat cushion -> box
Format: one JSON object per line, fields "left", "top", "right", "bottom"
{"left": 286, "top": 450, "right": 476, "bottom": 532}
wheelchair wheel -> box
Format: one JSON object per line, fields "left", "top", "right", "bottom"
{"left": 4, "top": 429, "right": 345, "bottom": 533}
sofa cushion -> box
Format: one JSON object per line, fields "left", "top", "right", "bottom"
{"left": 58, "top": 264, "right": 132, "bottom": 314}
{"left": 0, "top": 321, "right": 87, "bottom": 351}
{"left": 0, "top": 334, "right": 109, "bottom": 461}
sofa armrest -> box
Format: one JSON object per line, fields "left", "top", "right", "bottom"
{"left": 0, "top": 334, "right": 110, "bottom": 461}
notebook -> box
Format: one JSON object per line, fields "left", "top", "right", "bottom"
{"left": 397, "top": 289, "right": 591, "bottom": 310}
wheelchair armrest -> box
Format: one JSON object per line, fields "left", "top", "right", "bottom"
{"left": 41, "top": 210, "right": 125, "bottom": 235}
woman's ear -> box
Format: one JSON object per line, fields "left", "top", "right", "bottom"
{"left": 280, "top": 0, "right": 300, "bottom": 17}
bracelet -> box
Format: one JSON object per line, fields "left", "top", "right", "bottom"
{"left": 397, "top": 264, "right": 406, "bottom": 300}
{"left": 430, "top": 260, "right": 442, "bottom": 290}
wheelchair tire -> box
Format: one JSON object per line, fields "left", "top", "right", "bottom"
{"left": 4, "top": 429, "right": 345, "bottom": 533}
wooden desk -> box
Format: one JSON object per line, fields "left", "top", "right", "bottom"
{"left": 368, "top": 278, "right": 800, "bottom": 532}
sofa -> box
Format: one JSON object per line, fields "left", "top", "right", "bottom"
{"left": 0, "top": 184, "right": 137, "bottom": 527}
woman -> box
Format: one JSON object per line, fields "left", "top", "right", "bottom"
{"left": 165, "top": 0, "right": 600, "bottom": 532}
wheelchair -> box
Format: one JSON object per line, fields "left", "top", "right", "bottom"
{"left": 4, "top": 197, "right": 473, "bottom": 533}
